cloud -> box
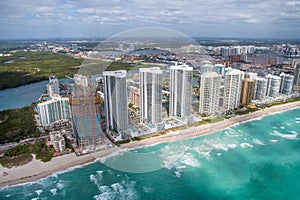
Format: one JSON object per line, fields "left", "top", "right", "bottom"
{"left": 0, "top": 0, "right": 300, "bottom": 38}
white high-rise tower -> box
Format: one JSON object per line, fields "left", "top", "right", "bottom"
{"left": 139, "top": 67, "right": 162, "bottom": 124}
{"left": 280, "top": 73, "right": 294, "bottom": 94}
{"left": 224, "top": 69, "right": 244, "bottom": 110}
{"left": 253, "top": 77, "right": 267, "bottom": 101}
{"left": 46, "top": 76, "right": 60, "bottom": 99}
{"left": 103, "top": 70, "right": 128, "bottom": 132}
{"left": 169, "top": 64, "right": 193, "bottom": 117}
{"left": 199, "top": 72, "right": 221, "bottom": 115}
{"left": 266, "top": 74, "right": 281, "bottom": 97}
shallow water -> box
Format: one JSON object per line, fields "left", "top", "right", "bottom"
{"left": 1, "top": 107, "right": 300, "bottom": 200}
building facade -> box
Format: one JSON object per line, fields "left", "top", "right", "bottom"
{"left": 199, "top": 72, "right": 221, "bottom": 115}
{"left": 49, "top": 131, "right": 66, "bottom": 152}
{"left": 266, "top": 74, "right": 281, "bottom": 97}
{"left": 46, "top": 76, "right": 60, "bottom": 98}
{"left": 253, "top": 77, "right": 267, "bottom": 101}
{"left": 69, "top": 75, "right": 102, "bottom": 147}
{"left": 139, "top": 67, "right": 163, "bottom": 124}
{"left": 293, "top": 63, "right": 300, "bottom": 92}
{"left": 240, "top": 78, "right": 255, "bottom": 106}
{"left": 169, "top": 64, "right": 193, "bottom": 117}
{"left": 103, "top": 70, "right": 128, "bottom": 133}
{"left": 224, "top": 69, "right": 244, "bottom": 110}
{"left": 37, "top": 97, "right": 71, "bottom": 126}
{"left": 280, "top": 73, "right": 294, "bottom": 94}
{"left": 129, "top": 88, "right": 140, "bottom": 107}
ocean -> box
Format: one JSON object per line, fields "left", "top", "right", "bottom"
{"left": 1, "top": 107, "right": 300, "bottom": 200}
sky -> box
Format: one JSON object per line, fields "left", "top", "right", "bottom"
{"left": 0, "top": 0, "right": 300, "bottom": 39}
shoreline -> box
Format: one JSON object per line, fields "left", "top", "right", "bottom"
{"left": 1, "top": 101, "right": 300, "bottom": 188}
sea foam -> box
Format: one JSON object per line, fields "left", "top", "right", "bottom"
{"left": 272, "top": 130, "right": 298, "bottom": 140}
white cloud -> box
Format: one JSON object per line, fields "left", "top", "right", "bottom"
{"left": 0, "top": 0, "right": 300, "bottom": 38}
{"left": 286, "top": 1, "right": 300, "bottom": 6}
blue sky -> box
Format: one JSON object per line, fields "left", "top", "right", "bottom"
{"left": 0, "top": 0, "right": 300, "bottom": 39}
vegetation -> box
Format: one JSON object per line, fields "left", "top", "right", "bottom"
{"left": 79, "top": 59, "right": 162, "bottom": 75}
{"left": 235, "top": 108, "right": 259, "bottom": 115}
{"left": 204, "top": 117, "right": 225, "bottom": 123}
{"left": 0, "top": 51, "right": 83, "bottom": 90}
{"left": 0, "top": 106, "right": 39, "bottom": 144}
{"left": 0, "top": 139, "right": 55, "bottom": 168}
{"left": 262, "top": 96, "right": 300, "bottom": 108}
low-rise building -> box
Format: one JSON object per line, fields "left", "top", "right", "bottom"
{"left": 49, "top": 131, "right": 66, "bottom": 152}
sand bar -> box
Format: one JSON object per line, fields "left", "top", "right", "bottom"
{"left": 1, "top": 101, "right": 300, "bottom": 187}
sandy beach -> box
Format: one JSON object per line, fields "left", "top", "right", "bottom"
{"left": 1, "top": 101, "right": 300, "bottom": 187}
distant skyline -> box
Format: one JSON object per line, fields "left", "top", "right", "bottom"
{"left": 1, "top": 0, "right": 300, "bottom": 39}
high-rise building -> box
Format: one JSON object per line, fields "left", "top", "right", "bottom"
{"left": 245, "top": 72, "right": 257, "bottom": 80}
{"left": 214, "top": 64, "right": 225, "bottom": 77}
{"left": 199, "top": 72, "right": 221, "bottom": 115}
{"left": 74, "top": 74, "right": 89, "bottom": 87}
{"left": 46, "top": 76, "right": 60, "bottom": 98}
{"left": 103, "top": 70, "right": 128, "bottom": 133}
{"left": 169, "top": 64, "right": 193, "bottom": 117}
{"left": 72, "top": 43, "right": 78, "bottom": 52}
{"left": 199, "top": 61, "right": 214, "bottom": 74}
{"left": 247, "top": 46, "right": 255, "bottom": 54}
{"left": 280, "top": 73, "right": 294, "bottom": 94}
{"left": 37, "top": 97, "right": 71, "bottom": 126}
{"left": 293, "top": 63, "right": 300, "bottom": 92}
{"left": 240, "top": 78, "right": 255, "bottom": 106}
{"left": 129, "top": 88, "right": 140, "bottom": 107}
{"left": 253, "top": 77, "right": 267, "bottom": 101}
{"left": 69, "top": 74, "right": 102, "bottom": 147}
{"left": 266, "top": 74, "right": 281, "bottom": 97}
{"left": 224, "top": 69, "right": 244, "bottom": 110}
{"left": 139, "top": 67, "right": 162, "bottom": 124}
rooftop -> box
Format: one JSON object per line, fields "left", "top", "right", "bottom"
{"left": 103, "top": 70, "right": 127, "bottom": 77}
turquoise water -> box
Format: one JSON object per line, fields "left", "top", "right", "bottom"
{"left": 1, "top": 108, "right": 300, "bottom": 199}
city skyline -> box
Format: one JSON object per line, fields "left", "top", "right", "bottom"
{"left": 1, "top": 0, "right": 300, "bottom": 39}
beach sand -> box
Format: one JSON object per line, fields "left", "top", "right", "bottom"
{"left": 1, "top": 101, "right": 299, "bottom": 187}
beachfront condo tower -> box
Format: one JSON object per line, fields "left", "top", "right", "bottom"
{"left": 279, "top": 73, "right": 294, "bottom": 94}
{"left": 224, "top": 69, "right": 244, "bottom": 110}
{"left": 103, "top": 70, "right": 128, "bottom": 133}
{"left": 293, "top": 63, "right": 300, "bottom": 92}
{"left": 37, "top": 97, "right": 71, "bottom": 126}
{"left": 253, "top": 77, "right": 267, "bottom": 101}
{"left": 240, "top": 78, "right": 255, "bottom": 106}
{"left": 199, "top": 72, "right": 221, "bottom": 115}
{"left": 266, "top": 74, "right": 281, "bottom": 97}
{"left": 139, "top": 67, "right": 163, "bottom": 124}
{"left": 169, "top": 64, "right": 193, "bottom": 117}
